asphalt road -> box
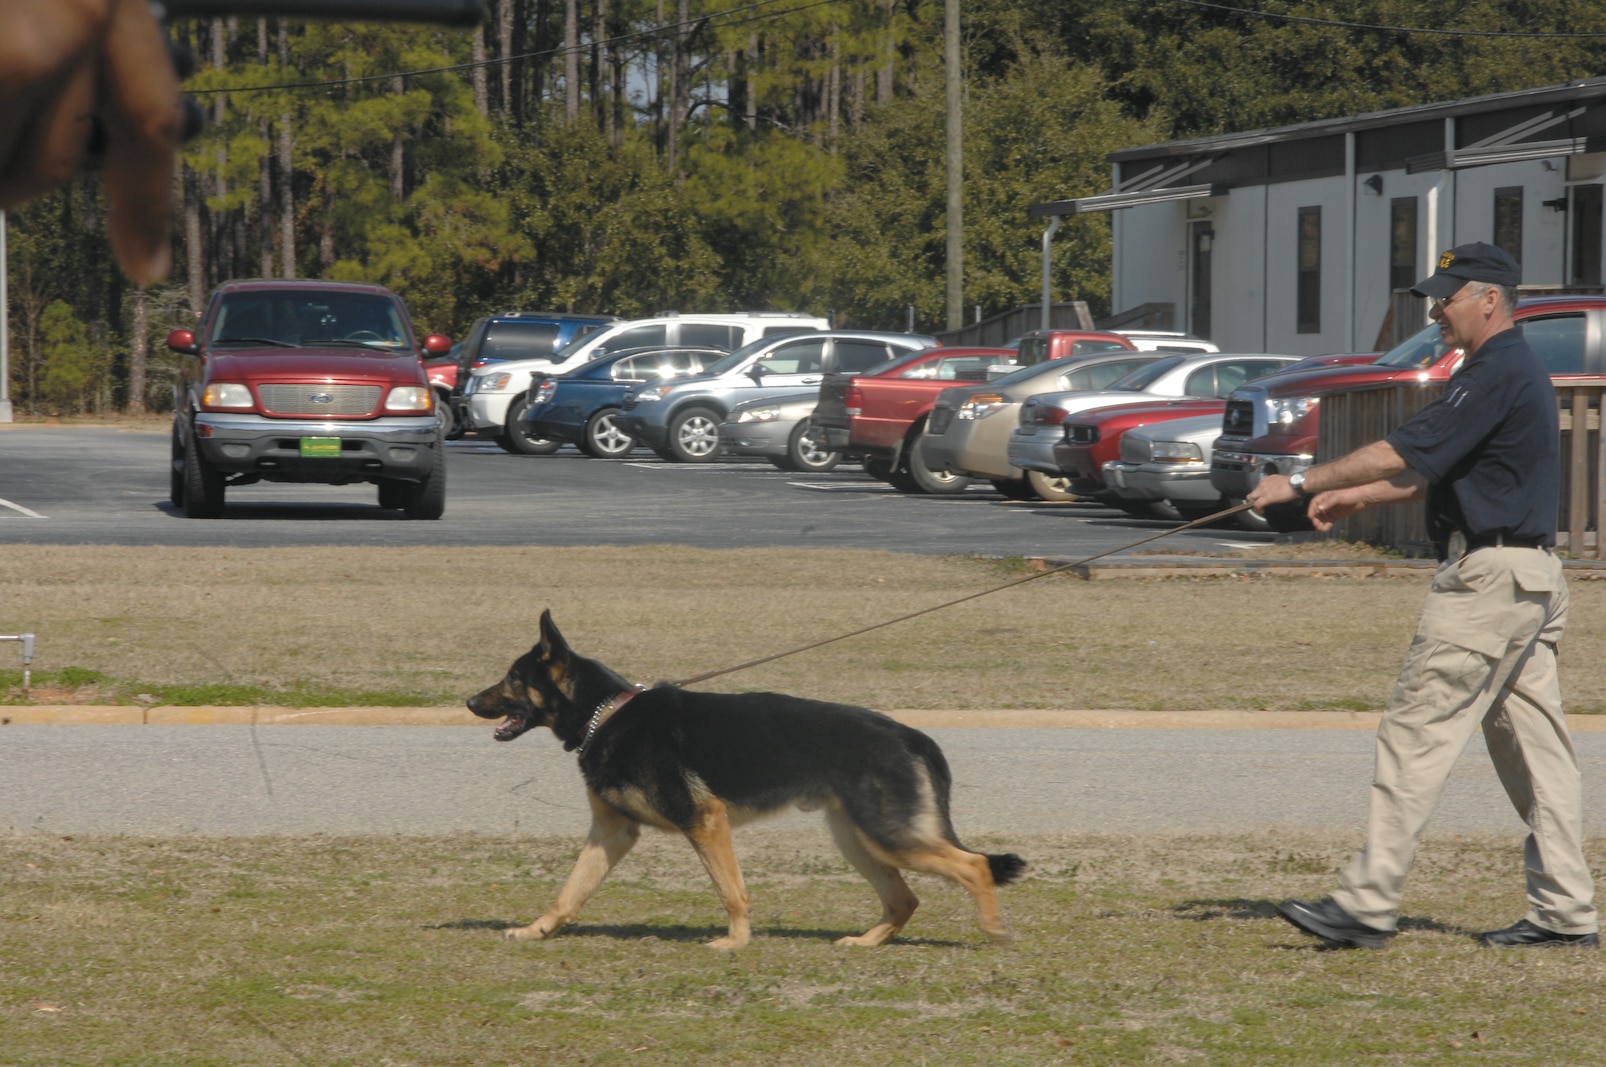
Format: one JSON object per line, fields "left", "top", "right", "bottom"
{"left": 6, "top": 723, "right": 1601, "bottom": 838}
{"left": 0, "top": 425, "right": 1270, "bottom": 556}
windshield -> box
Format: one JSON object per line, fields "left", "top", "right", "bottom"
{"left": 1374, "top": 321, "right": 1451, "bottom": 369}
{"left": 700, "top": 336, "right": 775, "bottom": 376}
{"left": 1108, "top": 355, "right": 1186, "bottom": 391}
{"left": 210, "top": 290, "right": 411, "bottom": 349}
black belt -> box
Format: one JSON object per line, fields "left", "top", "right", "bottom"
{"left": 1464, "top": 533, "right": 1548, "bottom": 552}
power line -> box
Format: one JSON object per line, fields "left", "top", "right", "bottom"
{"left": 1166, "top": 0, "right": 1606, "bottom": 39}
{"left": 186, "top": 0, "right": 848, "bottom": 95}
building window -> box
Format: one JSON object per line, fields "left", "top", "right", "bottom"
{"left": 1494, "top": 187, "right": 1523, "bottom": 263}
{"left": 1572, "top": 185, "right": 1603, "bottom": 287}
{"left": 1297, "top": 206, "right": 1321, "bottom": 334}
{"left": 1389, "top": 197, "right": 1417, "bottom": 293}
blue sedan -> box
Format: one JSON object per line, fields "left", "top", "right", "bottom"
{"left": 520, "top": 346, "right": 726, "bottom": 457}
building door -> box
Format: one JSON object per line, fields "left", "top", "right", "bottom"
{"left": 1571, "top": 184, "right": 1603, "bottom": 287}
{"left": 1190, "top": 222, "right": 1213, "bottom": 340}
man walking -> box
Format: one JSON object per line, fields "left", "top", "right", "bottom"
{"left": 1246, "top": 242, "right": 1598, "bottom": 949}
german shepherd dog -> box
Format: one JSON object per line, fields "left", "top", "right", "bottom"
{"left": 467, "top": 611, "right": 1026, "bottom": 949}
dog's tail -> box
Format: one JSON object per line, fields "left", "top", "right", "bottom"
{"left": 985, "top": 852, "right": 1028, "bottom": 887}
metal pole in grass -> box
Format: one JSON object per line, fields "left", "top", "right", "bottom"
{"left": 1, "top": 633, "right": 35, "bottom": 694}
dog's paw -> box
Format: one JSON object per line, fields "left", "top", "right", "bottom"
{"left": 504, "top": 921, "right": 557, "bottom": 942}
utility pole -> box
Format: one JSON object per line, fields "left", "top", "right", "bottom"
{"left": 0, "top": 210, "right": 10, "bottom": 423}
{"left": 944, "top": 0, "right": 962, "bottom": 332}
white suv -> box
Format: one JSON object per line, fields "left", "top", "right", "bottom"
{"left": 462, "top": 311, "right": 831, "bottom": 453}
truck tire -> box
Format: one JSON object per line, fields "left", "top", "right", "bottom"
{"left": 896, "top": 430, "right": 971, "bottom": 495}
{"left": 1026, "top": 469, "right": 1079, "bottom": 502}
{"left": 434, "top": 390, "right": 458, "bottom": 439}
{"left": 181, "top": 427, "right": 225, "bottom": 518}
{"left": 665, "top": 406, "right": 723, "bottom": 462}
{"left": 401, "top": 441, "right": 447, "bottom": 519}
{"left": 1232, "top": 498, "right": 1271, "bottom": 532}
{"left": 782, "top": 421, "right": 840, "bottom": 472}
{"left": 581, "top": 408, "right": 635, "bottom": 458}
{"left": 377, "top": 479, "right": 409, "bottom": 509}
{"left": 500, "top": 394, "right": 562, "bottom": 455}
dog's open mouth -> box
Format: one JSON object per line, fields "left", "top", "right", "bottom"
{"left": 494, "top": 716, "right": 533, "bottom": 742}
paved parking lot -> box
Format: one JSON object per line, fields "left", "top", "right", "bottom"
{"left": 0, "top": 425, "right": 1272, "bottom": 556}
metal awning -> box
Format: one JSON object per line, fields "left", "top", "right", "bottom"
{"left": 1028, "top": 182, "right": 1220, "bottom": 217}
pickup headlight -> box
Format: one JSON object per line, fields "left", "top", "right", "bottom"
{"left": 1149, "top": 440, "right": 1204, "bottom": 463}
{"left": 477, "top": 372, "right": 516, "bottom": 393}
{"left": 735, "top": 406, "right": 780, "bottom": 424}
{"left": 201, "top": 382, "right": 253, "bottom": 409}
{"left": 956, "top": 393, "right": 1009, "bottom": 420}
{"left": 1267, "top": 396, "right": 1317, "bottom": 428}
{"left": 383, "top": 386, "right": 433, "bottom": 413}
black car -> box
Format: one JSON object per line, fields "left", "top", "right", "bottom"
{"left": 520, "top": 346, "right": 727, "bottom": 457}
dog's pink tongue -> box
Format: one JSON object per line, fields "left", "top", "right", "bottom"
{"left": 495, "top": 717, "right": 519, "bottom": 740}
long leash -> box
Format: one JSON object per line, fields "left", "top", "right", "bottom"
{"left": 672, "top": 500, "right": 1255, "bottom": 686}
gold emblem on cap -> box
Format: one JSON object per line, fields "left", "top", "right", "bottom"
{"left": 1439, "top": 250, "right": 1455, "bottom": 269}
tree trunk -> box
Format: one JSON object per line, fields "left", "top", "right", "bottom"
{"left": 564, "top": 0, "right": 580, "bottom": 121}
{"left": 391, "top": 75, "right": 406, "bottom": 202}
{"left": 592, "top": 0, "right": 607, "bottom": 131}
{"left": 184, "top": 165, "right": 204, "bottom": 314}
{"left": 278, "top": 114, "right": 295, "bottom": 278}
{"left": 473, "top": 18, "right": 488, "bottom": 116}
{"left": 128, "top": 287, "right": 148, "bottom": 415}
{"left": 499, "top": 0, "right": 514, "bottom": 120}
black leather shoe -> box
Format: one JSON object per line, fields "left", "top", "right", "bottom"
{"left": 1277, "top": 897, "right": 1394, "bottom": 949}
{"left": 1477, "top": 919, "right": 1599, "bottom": 948}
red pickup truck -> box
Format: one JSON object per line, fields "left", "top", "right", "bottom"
{"left": 1210, "top": 296, "right": 1606, "bottom": 530}
{"left": 814, "top": 331, "right": 1138, "bottom": 483}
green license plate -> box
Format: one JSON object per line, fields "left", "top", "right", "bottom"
{"left": 299, "top": 437, "right": 342, "bottom": 458}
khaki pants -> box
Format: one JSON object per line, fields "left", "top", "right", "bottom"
{"left": 1331, "top": 546, "right": 1598, "bottom": 935}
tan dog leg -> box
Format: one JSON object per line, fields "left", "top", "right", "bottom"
{"left": 683, "top": 799, "right": 751, "bottom": 950}
{"left": 507, "top": 791, "right": 640, "bottom": 942}
{"left": 901, "top": 844, "right": 1012, "bottom": 944}
{"left": 824, "top": 806, "right": 920, "bottom": 947}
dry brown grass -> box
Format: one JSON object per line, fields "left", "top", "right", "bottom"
{"left": 4, "top": 545, "right": 1606, "bottom": 713}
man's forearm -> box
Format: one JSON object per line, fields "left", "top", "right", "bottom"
{"left": 1301, "top": 440, "right": 1410, "bottom": 495}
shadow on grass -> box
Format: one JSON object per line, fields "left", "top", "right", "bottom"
{"left": 431, "top": 918, "right": 968, "bottom": 947}
{"left": 1172, "top": 898, "right": 1469, "bottom": 943}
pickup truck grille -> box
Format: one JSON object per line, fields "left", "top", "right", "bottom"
{"left": 1220, "top": 398, "right": 1257, "bottom": 439}
{"left": 258, "top": 384, "right": 381, "bottom": 416}
{"left": 927, "top": 407, "right": 954, "bottom": 434}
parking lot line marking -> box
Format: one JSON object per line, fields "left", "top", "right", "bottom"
{"left": 0, "top": 497, "right": 46, "bottom": 519}
{"left": 786, "top": 481, "right": 897, "bottom": 492}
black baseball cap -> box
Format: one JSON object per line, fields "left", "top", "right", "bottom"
{"left": 1410, "top": 241, "right": 1522, "bottom": 300}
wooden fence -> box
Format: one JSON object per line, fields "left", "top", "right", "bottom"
{"left": 1318, "top": 378, "right": 1606, "bottom": 559}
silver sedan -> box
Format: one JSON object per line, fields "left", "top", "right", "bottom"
{"left": 1101, "top": 412, "right": 1267, "bottom": 530}
{"left": 718, "top": 392, "right": 839, "bottom": 472}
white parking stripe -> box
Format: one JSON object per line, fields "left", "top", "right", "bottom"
{"left": 0, "top": 497, "right": 46, "bottom": 519}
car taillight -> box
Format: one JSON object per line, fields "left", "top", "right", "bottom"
{"left": 845, "top": 384, "right": 863, "bottom": 417}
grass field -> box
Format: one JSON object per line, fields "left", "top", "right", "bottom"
{"left": 4, "top": 544, "right": 1606, "bottom": 713}
{"left": 5, "top": 830, "right": 1604, "bottom": 1065}
{"left": 5, "top": 543, "right": 1606, "bottom": 1064}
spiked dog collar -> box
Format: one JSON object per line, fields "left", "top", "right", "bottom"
{"left": 578, "top": 685, "right": 645, "bottom": 755}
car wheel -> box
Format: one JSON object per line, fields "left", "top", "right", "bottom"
{"left": 400, "top": 439, "right": 447, "bottom": 520}
{"left": 990, "top": 477, "right": 1036, "bottom": 500}
{"left": 665, "top": 406, "right": 723, "bottom": 462}
{"left": 181, "top": 426, "right": 225, "bottom": 518}
{"left": 785, "top": 421, "right": 840, "bottom": 473}
{"left": 1232, "top": 497, "right": 1272, "bottom": 532}
{"left": 896, "top": 431, "right": 971, "bottom": 495}
{"left": 581, "top": 408, "right": 635, "bottom": 458}
{"left": 862, "top": 456, "right": 895, "bottom": 481}
{"left": 434, "top": 391, "right": 456, "bottom": 438}
{"left": 169, "top": 422, "right": 185, "bottom": 507}
{"left": 501, "top": 395, "right": 562, "bottom": 455}
{"left": 1026, "top": 469, "right": 1079, "bottom": 502}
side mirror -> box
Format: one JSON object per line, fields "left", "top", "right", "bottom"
{"left": 422, "top": 333, "right": 452, "bottom": 356}
{"left": 747, "top": 365, "right": 766, "bottom": 382}
{"left": 166, "top": 328, "right": 198, "bottom": 355}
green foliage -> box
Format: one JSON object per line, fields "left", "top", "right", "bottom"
{"left": 37, "top": 302, "right": 107, "bottom": 413}
{"left": 8, "top": 2, "right": 1606, "bottom": 410}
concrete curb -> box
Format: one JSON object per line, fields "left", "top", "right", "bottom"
{"left": 1050, "top": 557, "right": 1606, "bottom": 580}
{"left": 5, "top": 704, "right": 1606, "bottom": 731}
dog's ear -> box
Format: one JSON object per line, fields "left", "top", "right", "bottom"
{"left": 537, "top": 609, "right": 571, "bottom": 658}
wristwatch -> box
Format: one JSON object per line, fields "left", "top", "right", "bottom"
{"left": 1289, "top": 471, "right": 1310, "bottom": 499}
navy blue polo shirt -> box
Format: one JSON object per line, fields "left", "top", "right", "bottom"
{"left": 1386, "top": 326, "right": 1558, "bottom": 547}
